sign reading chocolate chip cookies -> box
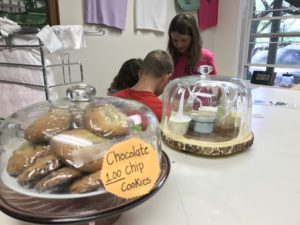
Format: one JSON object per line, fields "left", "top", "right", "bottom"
{"left": 100, "top": 137, "right": 160, "bottom": 199}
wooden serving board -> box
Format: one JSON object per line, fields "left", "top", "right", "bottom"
{"left": 161, "top": 130, "right": 254, "bottom": 157}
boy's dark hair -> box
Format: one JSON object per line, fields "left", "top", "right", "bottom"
{"left": 142, "top": 50, "right": 174, "bottom": 78}
{"left": 108, "top": 58, "right": 143, "bottom": 95}
{"left": 167, "top": 13, "right": 203, "bottom": 74}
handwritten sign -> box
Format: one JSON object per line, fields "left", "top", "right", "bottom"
{"left": 100, "top": 137, "right": 160, "bottom": 199}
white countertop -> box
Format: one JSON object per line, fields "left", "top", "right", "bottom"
{"left": 1, "top": 86, "right": 300, "bottom": 225}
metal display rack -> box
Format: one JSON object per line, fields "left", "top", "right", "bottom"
{"left": 0, "top": 27, "right": 83, "bottom": 100}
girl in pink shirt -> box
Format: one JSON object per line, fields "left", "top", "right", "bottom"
{"left": 167, "top": 13, "right": 218, "bottom": 79}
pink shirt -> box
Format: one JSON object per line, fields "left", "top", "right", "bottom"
{"left": 172, "top": 48, "right": 218, "bottom": 79}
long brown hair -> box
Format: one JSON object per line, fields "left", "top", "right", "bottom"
{"left": 108, "top": 58, "right": 143, "bottom": 95}
{"left": 167, "top": 13, "right": 203, "bottom": 74}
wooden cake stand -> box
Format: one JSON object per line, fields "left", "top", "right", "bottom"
{"left": 162, "top": 130, "right": 254, "bottom": 156}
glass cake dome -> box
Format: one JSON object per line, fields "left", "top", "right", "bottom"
{"left": 0, "top": 84, "right": 170, "bottom": 225}
{"left": 161, "top": 75, "right": 254, "bottom": 156}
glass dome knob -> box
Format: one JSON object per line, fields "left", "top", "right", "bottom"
{"left": 66, "top": 84, "right": 96, "bottom": 102}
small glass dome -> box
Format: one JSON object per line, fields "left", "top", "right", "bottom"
{"left": 0, "top": 84, "right": 164, "bottom": 199}
{"left": 161, "top": 75, "right": 254, "bottom": 156}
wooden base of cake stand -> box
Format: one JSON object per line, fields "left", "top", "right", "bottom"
{"left": 85, "top": 215, "right": 121, "bottom": 225}
{"left": 161, "top": 131, "right": 254, "bottom": 157}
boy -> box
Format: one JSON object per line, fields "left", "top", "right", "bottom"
{"left": 112, "top": 50, "right": 173, "bottom": 121}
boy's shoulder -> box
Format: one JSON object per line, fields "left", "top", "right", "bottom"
{"left": 112, "top": 88, "right": 156, "bottom": 98}
{"left": 111, "top": 88, "right": 130, "bottom": 97}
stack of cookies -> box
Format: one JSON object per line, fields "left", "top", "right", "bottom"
{"left": 6, "top": 103, "right": 129, "bottom": 195}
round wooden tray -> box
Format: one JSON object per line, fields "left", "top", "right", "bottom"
{"left": 162, "top": 130, "right": 254, "bottom": 156}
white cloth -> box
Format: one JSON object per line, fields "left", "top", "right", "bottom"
{"left": 36, "top": 25, "right": 86, "bottom": 53}
{"left": 36, "top": 25, "right": 62, "bottom": 53}
{"left": 52, "top": 25, "right": 86, "bottom": 51}
{"left": 135, "top": 0, "right": 168, "bottom": 32}
{"left": 0, "top": 47, "right": 56, "bottom": 85}
{"left": 0, "top": 17, "right": 21, "bottom": 37}
{"left": 0, "top": 83, "right": 49, "bottom": 118}
{"left": 0, "top": 37, "right": 58, "bottom": 118}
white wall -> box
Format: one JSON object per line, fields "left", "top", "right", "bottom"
{"left": 213, "top": 0, "right": 243, "bottom": 77}
{"left": 58, "top": 0, "right": 242, "bottom": 96}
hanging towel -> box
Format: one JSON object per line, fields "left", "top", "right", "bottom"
{"left": 36, "top": 25, "right": 62, "bottom": 53}
{"left": 135, "top": 0, "right": 168, "bottom": 32}
{"left": 198, "top": 0, "right": 218, "bottom": 30}
{"left": 52, "top": 25, "right": 86, "bottom": 51}
{"left": 85, "top": 0, "right": 128, "bottom": 30}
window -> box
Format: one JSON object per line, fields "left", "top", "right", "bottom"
{"left": 0, "top": 0, "right": 60, "bottom": 26}
{"left": 240, "top": 0, "right": 300, "bottom": 84}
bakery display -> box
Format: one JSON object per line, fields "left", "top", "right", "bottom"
{"left": 17, "top": 153, "right": 62, "bottom": 186}
{"left": 50, "top": 128, "right": 107, "bottom": 173}
{"left": 161, "top": 75, "right": 254, "bottom": 156}
{"left": 3, "top": 103, "right": 130, "bottom": 195}
{"left": 7, "top": 143, "right": 51, "bottom": 177}
{"left": 24, "top": 109, "right": 72, "bottom": 144}
{"left": 0, "top": 84, "right": 163, "bottom": 199}
{"left": 34, "top": 167, "right": 82, "bottom": 192}
{"left": 70, "top": 170, "right": 103, "bottom": 194}
{"left": 84, "top": 104, "right": 129, "bottom": 138}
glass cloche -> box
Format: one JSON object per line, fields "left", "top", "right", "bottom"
{"left": 161, "top": 75, "right": 254, "bottom": 156}
{"left": 0, "top": 84, "right": 170, "bottom": 225}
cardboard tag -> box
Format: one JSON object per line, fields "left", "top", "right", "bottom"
{"left": 100, "top": 137, "right": 160, "bottom": 199}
